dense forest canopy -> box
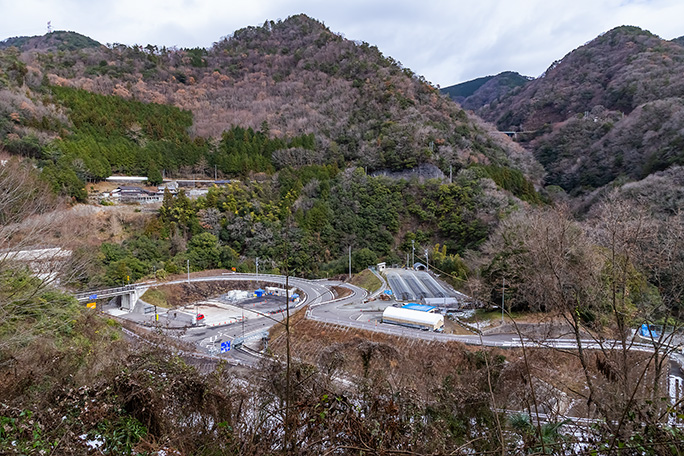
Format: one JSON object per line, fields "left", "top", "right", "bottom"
{"left": 84, "top": 165, "right": 531, "bottom": 287}
{"left": 0, "top": 30, "right": 101, "bottom": 51}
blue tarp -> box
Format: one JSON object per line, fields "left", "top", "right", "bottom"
{"left": 254, "top": 288, "right": 265, "bottom": 297}
{"left": 640, "top": 323, "right": 659, "bottom": 338}
{"left": 402, "top": 303, "right": 437, "bottom": 313}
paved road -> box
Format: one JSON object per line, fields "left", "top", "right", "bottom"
{"left": 112, "top": 272, "right": 683, "bottom": 362}
{"left": 309, "top": 297, "right": 684, "bottom": 353}
{"left": 103, "top": 271, "right": 684, "bottom": 403}
{"left": 132, "top": 273, "right": 357, "bottom": 363}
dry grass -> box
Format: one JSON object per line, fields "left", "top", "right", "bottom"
{"left": 269, "top": 312, "right": 500, "bottom": 400}
{"left": 10, "top": 204, "right": 154, "bottom": 249}
{"left": 140, "top": 288, "right": 170, "bottom": 308}
{"left": 268, "top": 313, "right": 665, "bottom": 418}
{"left": 350, "top": 269, "right": 382, "bottom": 292}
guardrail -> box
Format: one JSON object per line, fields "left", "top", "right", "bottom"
{"left": 232, "top": 330, "right": 269, "bottom": 347}
{"left": 120, "top": 326, "right": 239, "bottom": 365}
{"left": 74, "top": 285, "right": 138, "bottom": 302}
{"left": 305, "top": 314, "right": 684, "bottom": 355}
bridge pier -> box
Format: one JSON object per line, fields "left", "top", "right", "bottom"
{"left": 120, "top": 293, "right": 133, "bottom": 310}
{"left": 120, "top": 286, "right": 148, "bottom": 311}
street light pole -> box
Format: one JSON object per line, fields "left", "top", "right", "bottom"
{"left": 187, "top": 259, "right": 190, "bottom": 285}
{"left": 256, "top": 257, "right": 259, "bottom": 283}
{"left": 411, "top": 239, "right": 415, "bottom": 269}
{"left": 425, "top": 248, "right": 429, "bottom": 271}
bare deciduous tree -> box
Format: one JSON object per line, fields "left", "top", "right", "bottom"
{"left": 483, "top": 201, "right": 681, "bottom": 447}
{"left": 0, "top": 158, "right": 83, "bottom": 350}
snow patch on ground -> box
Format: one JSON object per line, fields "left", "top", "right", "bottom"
{"left": 79, "top": 434, "right": 104, "bottom": 450}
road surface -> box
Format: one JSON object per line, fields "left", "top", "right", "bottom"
{"left": 98, "top": 271, "right": 684, "bottom": 404}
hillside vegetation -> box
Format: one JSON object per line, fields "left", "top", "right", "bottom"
{"left": 0, "top": 30, "right": 101, "bottom": 52}
{"left": 80, "top": 164, "right": 529, "bottom": 288}
{"left": 0, "top": 15, "right": 542, "bottom": 202}
{"left": 0, "top": 14, "right": 542, "bottom": 277}
{"left": 478, "top": 26, "right": 684, "bottom": 194}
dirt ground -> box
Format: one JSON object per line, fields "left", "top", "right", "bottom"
{"left": 150, "top": 280, "right": 284, "bottom": 308}
{"left": 87, "top": 181, "right": 159, "bottom": 194}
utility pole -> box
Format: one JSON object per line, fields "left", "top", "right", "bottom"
{"left": 348, "top": 246, "right": 352, "bottom": 281}
{"left": 255, "top": 257, "right": 259, "bottom": 283}
{"left": 502, "top": 277, "right": 505, "bottom": 325}
{"left": 449, "top": 164, "right": 453, "bottom": 184}
{"left": 284, "top": 254, "right": 292, "bottom": 452}
{"left": 425, "top": 248, "right": 429, "bottom": 271}
{"left": 411, "top": 239, "right": 415, "bottom": 269}
{"left": 187, "top": 259, "right": 190, "bottom": 285}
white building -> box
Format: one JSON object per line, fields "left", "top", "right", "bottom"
{"left": 382, "top": 306, "right": 444, "bottom": 331}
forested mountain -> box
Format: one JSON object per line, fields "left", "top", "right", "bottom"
{"left": 441, "top": 71, "right": 531, "bottom": 111}
{"left": 2, "top": 17, "right": 537, "bottom": 174}
{"left": 477, "top": 26, "right": 684, "bottom": 195}
{"left": 0, "top": 14, "right": 544, "bottom": 281}
{"left": 0, "top": 15, "right": 542, "bottom": 199}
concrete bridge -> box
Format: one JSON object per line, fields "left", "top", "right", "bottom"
{"left": 74, "top": 284, "right": 149, "bottom": 310}
{"left": 500, "top": 130, "right": 539, "bottom": 140}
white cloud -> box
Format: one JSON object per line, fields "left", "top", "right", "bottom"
{"left": 1, "top": 0, "right": 681, "bottom": 85}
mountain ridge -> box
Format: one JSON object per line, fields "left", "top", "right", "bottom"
{"left": 0, "top": 30, "right": 101, "bottom": 51}
{"left": 440, "top": 71, "right": 531, "bottom": 111}
{"left": 0, "top": 14, "right": 542, "bottom": 187}
{"left": 475, "top": 25, "right": 684, "bottom": 195}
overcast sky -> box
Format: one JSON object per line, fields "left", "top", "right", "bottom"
{"left": 1, "top": 0, "right": 682, "bottom": 86}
